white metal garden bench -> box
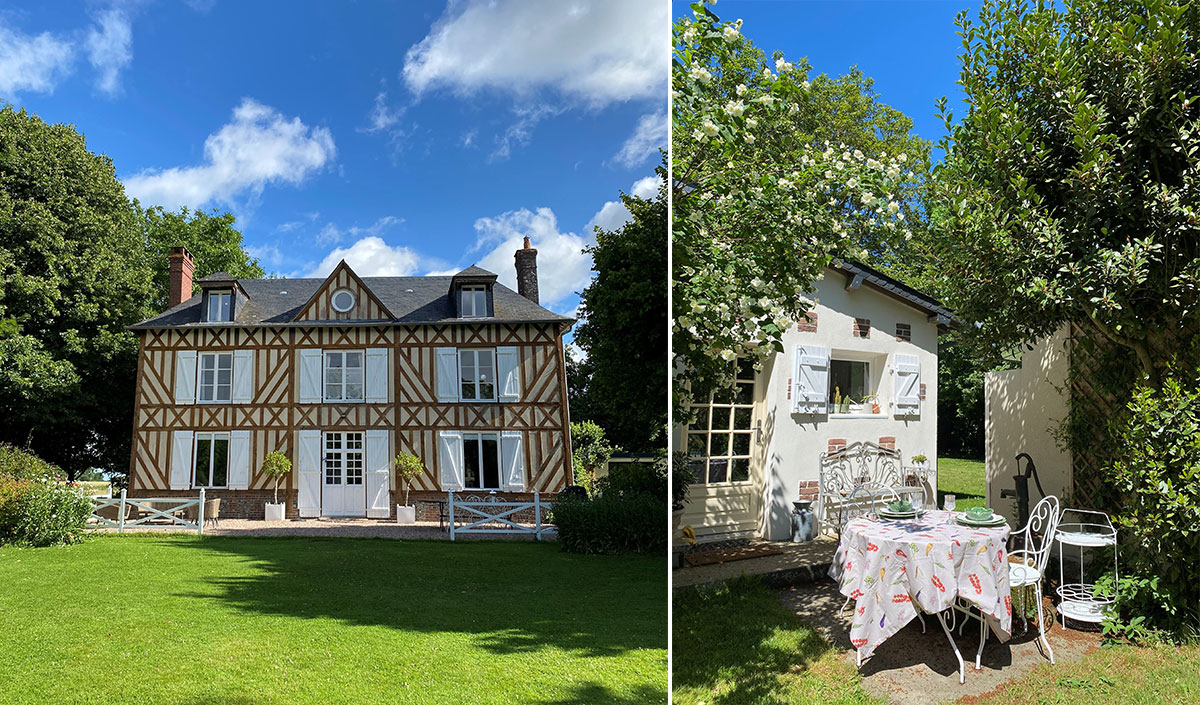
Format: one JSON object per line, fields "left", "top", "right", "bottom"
{"left": 816, "top": 441, "right": 933, "bottom": 536}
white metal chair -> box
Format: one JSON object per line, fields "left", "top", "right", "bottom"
{"left": 1008, "top": 494, "right": 1061, "bottom": 664}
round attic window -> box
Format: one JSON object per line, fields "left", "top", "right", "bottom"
{"left": 331, "top": 289, "right": 355, "bottom": 313}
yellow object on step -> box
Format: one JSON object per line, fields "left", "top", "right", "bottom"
{"left": 681, "top": 525, "right": 698, "bottom": 546}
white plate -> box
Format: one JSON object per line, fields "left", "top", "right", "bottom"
{"left": 878, "top": 508, "right": 924, "bottom": 519}
{"left": 955, "top": 514, "right": 1006, "bottom": 527}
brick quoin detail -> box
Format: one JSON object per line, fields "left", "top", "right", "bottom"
{"left": 853, "top": 317, "right": 870, "bottom": 338}
{"left": 796, "top": 311, "right": 818, "bottom": 332}
{"left": 786, "top": 377, "right": 792, "bottom": 400}
{"left": 798, "top": 480, "right": 819, "bottom": 501}
{"left": 827, "top": 438, "right": 847, "bottom": 454}
{"left": 919, "top": 383, "right": 927, "bottom": 401}
{"left": 895, "top": 322, "right": 912, "bottom": 342}
{"left": 878, "top": 436, "right": 896, "bottom": 450}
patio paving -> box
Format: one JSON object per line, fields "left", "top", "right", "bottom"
{"left": 673, "top": 537, "right": 839, "bottom": 589}
{"left": 778, "top": 580, "right": 1104, "bottom": 705}
{"left": 92, "top": 517, "right": 553, "bottom": 541}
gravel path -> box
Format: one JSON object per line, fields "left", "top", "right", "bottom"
{"left": 92, "top": 518, "right": 555, "bottom": 541}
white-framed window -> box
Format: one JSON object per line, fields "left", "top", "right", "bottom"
{"left": 460, "top": 285, "right": 488, "bottom": 317}
{"left": 206, "top": 291, "right": 232, "bottom": 321}
{"left": 462, "top": 432, "right": 500, "bottom": 489}
{"left": 193, "top": 432, "right": 229, "bottom": 488}
{"left": 685, "top": 357, "right": 755, "bottom": 485}
{"left": 324, "top": 432, "right": 364, "bottom": 486}
{"left": 197, "top": 352, "right": 233, "bottom": 403}
{"left": 459, "top": 349, "right": 496, "bottom": 401}
{"left": 324, "top": 350, "right": 364, "bottom": 401}
{"left": 330, "top": 288, "right": 355, "bottom": 313}
{"left": 828, "top": 357, "right": 879, "bottom": 415}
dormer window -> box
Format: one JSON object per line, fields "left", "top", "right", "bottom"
{"left": 460, "top": 285, "right": 488, "bottom": 317}
{"left": 206, "top": 291, "right": 232, "bottom": 322}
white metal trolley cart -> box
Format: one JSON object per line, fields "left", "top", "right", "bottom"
{"left": 1054, "top": 508, "right": 1117, "bottom": 628}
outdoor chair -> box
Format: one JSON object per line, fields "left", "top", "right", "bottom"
{"left": 180, "top": 498, "right": 221, "bottom": 528}
{"left": 1007, "top": 494, "right": 1061, "bottom": 663}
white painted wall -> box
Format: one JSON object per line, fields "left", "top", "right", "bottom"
{"left": 759, "top": 269, "right": 940, "bottom": 539}
{"left": 984, "top": 325, "right": 1072, "bottom": 525}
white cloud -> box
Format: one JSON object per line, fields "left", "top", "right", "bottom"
{"left": 124, "top": 98, "right": 336, "bottom": 210}
{"left": 316, "top": 215, "right": 403, "bottom": 245}
{"left": 612, "top": 109, "right": 666, "bottom": 168}
{"left": 0, "top": 24, "right": 74, "bottom": 95}
{"left": 402, "top": 0, "right": 667, "bottom": 108}
{"left": 306, "top": 236, "right": 422, "bottom": 278}
{"left": 586, "top": 174, "right": 662, "bottom": 233}
{"left": 86, "top": 9, "right": 132, "bottom": 95}
{"left": 362, "top": 90, "right": 402, "bottom": 133}
{"left": 471, "top": 207, "right": 591, "bottom": 312}
{"left": 491, "top": 104, "right": 562, "bottom": 161}
{"left": 246, "top": 243, "right": 284, "bottom": 269}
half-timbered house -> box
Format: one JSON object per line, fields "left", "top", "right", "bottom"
{"left": 127, "top": 238, "right": 574, "bottom": 519}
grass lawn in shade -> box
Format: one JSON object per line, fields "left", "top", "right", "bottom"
{"left": 0, "top": 535, "right": 666, "bottom": 705}
{"left": 672, "top": 576, "right": 881, "bottom": 705}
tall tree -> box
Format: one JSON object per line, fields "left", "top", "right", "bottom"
{"left": 672, "top": 5, "right": 928, "bottom": 409}
{"left": 572, "top": 168, "right": 668, "bottom": 453}
{"left": 927, "top": 0, "right": 1200, "bottom": 387}
{"left": 0, "top": 107, "right": 264, "bottom": 479}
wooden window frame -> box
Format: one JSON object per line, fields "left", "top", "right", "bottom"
{"left": 197, "top": 352, "right": 233, "bottom": 404}
{"left": 323, "top": 350, "right": 365, "bottom": 402}
{"left": 461, "top": 432, "right": 501, "bottom": 490}
{"left": 458, "top": 348, "right": 497, "bottom": 402}
{"left": 193, "top": 432, "right": 230, "bottom": 489}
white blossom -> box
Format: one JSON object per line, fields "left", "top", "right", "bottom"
{"left": 743, "top": 133, "right": 755, "bottom": 144}
{"left": 690, "top": 67, "right": 713, "bottom": 84}
{"left": 722, "top": 25, "right": 740, "bottom": 43}
{"left": 701, "top": 119, "right": 719, "bottom": 137}
{"left": 775, "top": 58, "right": 793, "bottom": 73}
{"left": 725, "top": 100, "right": 746, "bottom": 117}
{"left": 736, "top": 83, "right": 748, "bottom": 96}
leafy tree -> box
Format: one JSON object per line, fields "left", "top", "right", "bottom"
{"left": 135, "top": 205, "right": 264, "bottom": 310}
{"left": 928, "top": 0, "right": 1200, "bottom": 388}
{"left": 572, "top": 167, "right": 667, "bottom": 453}
{"left": 570, "top": 421, "right": 617, "bottom": 497}
{"left": 672, "top": 5, "right": 927, "bottom": 410}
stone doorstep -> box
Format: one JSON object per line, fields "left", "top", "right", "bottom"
{"left": 673, "top": 537, "right": 838, "bottom": 590}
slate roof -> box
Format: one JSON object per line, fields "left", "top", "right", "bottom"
{"left": 830, "top": 258, "right": 959, "bottom": 327}
{"left": 131, "top": 270, "right": 573, "bottom": 329}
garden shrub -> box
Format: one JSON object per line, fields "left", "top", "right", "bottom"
{"left": 1097, "top": 371, "right": 1200, "bottom": 640}
{"left": 552, "top": 492, "right": 666, "bottom": 555}
{"left": 596, "top": 454, "right": 666, "bottom": 500}
{"left": 0, "top": 445, "right": 92, "bottom": 547}
{"left": 570, "top": 420, "right": 616, "bottom": 497}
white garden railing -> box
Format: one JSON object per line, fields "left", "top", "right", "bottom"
{"left": 89, "top": 489, "right": 206, "bottom": 535}
{"left": 448, "top": 490, "right": 546, "bottom": 541}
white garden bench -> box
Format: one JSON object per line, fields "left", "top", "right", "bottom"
{"left": 816, "top": 441, "right": 933, "bottom": 536}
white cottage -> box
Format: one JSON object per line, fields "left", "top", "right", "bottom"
{"left": 679, "top": 260, "right": 952, "bottom": 541}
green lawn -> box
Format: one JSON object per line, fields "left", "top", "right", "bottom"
{"left": 0, "top": 535, "right": 666, "bottom": 705}
{"left": 672, "top": 577, "right": 881, "bottom": 705}
{"left": 937, "top": 456, "right": 987, "bottom": 511}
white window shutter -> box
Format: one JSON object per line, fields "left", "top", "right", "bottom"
{"left": 893, "top": 353, "right": 921, "bottom": 417}
{"left": 365, "top": 348, "right": 389, "bottom": 403}
{"left": 169, "top": 430, "right": 194, "bottom": 490}
{"left": 436, "top": 347, "right": 459, "bottom": 402}
{"left": 231, "top": 350, "right": 254, "bottom": 404}
{"left": 364, "top": 429, "right": 391, "bottom": 517}
{"left": 500, "top": 431, "right": 525, "bottom": 491}
{"left": 438, "top": 430, "right": 464, "bottom": 491}
{"left": 174, "top": 350, "right": 198, "bottom": 405}
{"left": 497, "top": 346, "right": 521, "bottom": 403}
{"left": 298, "top": 349, "right": 323, "bottom": 404}
{"left": 296, "top": 429, "right": 322, "bottom": 517}
{"left": 227, "top": 430, "right": 251, "bottom": 489}
{"left": 792, "top": 345, "right": 830, "bottom": 415}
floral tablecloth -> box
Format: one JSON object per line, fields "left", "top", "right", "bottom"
{"left": 829, "top": 510, "right": 1013, "bottom": 658}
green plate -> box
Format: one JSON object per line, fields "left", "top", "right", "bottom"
{"left": 877, "top": 508, "right": 924, "bottom": 519}
{"left": 955, "top": 514, "right": 1006, "bottom": 527}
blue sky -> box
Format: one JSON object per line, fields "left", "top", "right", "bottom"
{"left": 0, "top": 0, "right": 667, "bottom": 318}
{"left": 677, "top": 0, "right": 980, "bottom": 157}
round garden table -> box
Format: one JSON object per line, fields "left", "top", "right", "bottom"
{"left": 829, "top": 509, "right": 1014, "bottom": 683}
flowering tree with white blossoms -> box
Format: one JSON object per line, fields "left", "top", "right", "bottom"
{"left": 673, "top": 3, "right": 924, "bottom": 411}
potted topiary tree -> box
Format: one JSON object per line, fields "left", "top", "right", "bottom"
{"left": 393, "top": 452, "right": 424, "bottom": 524}
{"left": 261, "top": 451, "right": 292, "bottom": 521}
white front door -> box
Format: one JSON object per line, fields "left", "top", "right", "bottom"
{"left": 323, "top": 431, "right": 366, "bottom": 517}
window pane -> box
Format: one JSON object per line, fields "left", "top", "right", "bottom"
{"left": 346, "top": 353, "right": 362, "bottom": 368}
{"left": 688, "top": 459, "right": 707, "bottom": 484}
{"left": 709, "top": 433, "right": 730, "bottom": 457}
{"left": 731, "top": 458, "right": 750, "bottom": 482}
{"left": 460, "top": 350, "right": 476, "bottom": 399}
{"left": 345, "top": 367, "right": 363, "bottom": 385}
{"left": 734, "top": 407, "right": 752, "bottom": 429}
{"left": 732, "top": 433, "right": 751, "bottom": 456}
{"left": 212, "top": 437, "right": 228, "bottom": 486}
{"left": 201, "top": 369, "right": 215, "bottom": 386}
{"left": 219, "top": 294, "right": 231, "bottom": 321}
{"left": 199, "top": 384, "right": 213, "bottom": 402}
{"left": 327, "top": 433, "right": 340, "bottom": 449}
{"left": 346, "top": 383, "right": 363, "bottom": 400}
{"left": 711, "top": 407, "right": 731, "bottom": 430}
{"left": 714, "top": 386, "right": 735, "bottom": 404}
{"left": 325, "top": 454, "right": 341, "bottom": 484}
{"left": 474, "top": 289, "right": 487, "bottom": 316}
{"left": 735, "top": 382, "right": 754, "bottom": 404}
{"left": 463, "top": 436, "right": 481, "bottom": 488}
{"left": 201, "top": 355, "right": 215, "bottom": 372}
{"left": 195, "top": 438, "right": 211, "bottom": 486}
{"left": 830, "top": 360, "right": 869, "bottom": 402}
{"left": 327, "top": 352, "right": 342, "bottom": 368}
{"left": 326, "top": 368, "right": 343, "bottom": 384}
{"left": 686, "top": 433, "right": 705, "bottom": 455}
{"left": 345, "top": 453, "right": 363, "bottom": 485}
{"left": 736, "top": 357, "right": 755, "bottom": 381}
{"left": 217, "top": 368, "right": 231, "bottom": 386}
{"left": 216, "top": 384, "right": 231, "bottom": 402}
{"left": 708, "top": 459, "right": 728, "bottom": 483}
{"left": 327, "top": 383, "right": 342, "bottom": 400}
{"left": 482, "top": 436, "right": 499, "bottom": 488}
{"left": 689, "top": 406, "right": 708, "bottom": 430}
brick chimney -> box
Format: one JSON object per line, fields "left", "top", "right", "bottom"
{"left": 514, "top": 236, "right": 539, "bottom": 304}
{"left": 168, "top": 246, "right": 195, "bottom": 308}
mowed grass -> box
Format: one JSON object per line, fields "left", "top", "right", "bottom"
{"left": 0, "top": 535, "right": 666, "bottom": 705}
{"left": 937, "top": 456, "right": 987, "bottom": 511}
{"left": 954, "top": 642, "right": 1200, "bottom": 705}
{"left": 672, "top": 577, "right": 881, "bottom": 705}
